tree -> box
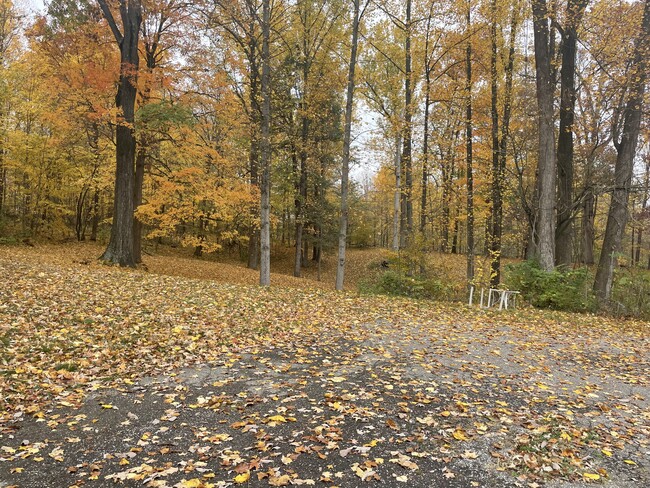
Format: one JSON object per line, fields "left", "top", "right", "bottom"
{"left": 259, "top": 0, "right": 271, "bottom": 286}
{"left": 555, "top": 0, "right": 589, "bottom": 267}
{"left": 335, "top": 0, "right": 364, "bottom": 291}
{"left": 133, "top": 0, "right": 185, "bottom": 263}
{"left": 0, "top": 0, "right": 20, "bottom": 220}
{"left": 207, "top": 0, "right": 264, "bottom": 270}
{"left": 97, "top": 0, "right": 142, "bottom": 267}
{"left": 531, "top": 0, "right": 556, "bottom": 271}
{"left": 594, "top": 0, "right": 650, "bottom": 302}
{"left": 465, "top": 0, "right": 474, "bottom": 283}
{"left": 489, "top": 0, "right": 519, "bottom": 286}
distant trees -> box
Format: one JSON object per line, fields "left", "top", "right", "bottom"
{"left": 0, "top": 0, "right": 648, "bottom": 304}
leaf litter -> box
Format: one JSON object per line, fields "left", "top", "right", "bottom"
{"left": 0, "top": 245, "right": 649, "bottom": 487}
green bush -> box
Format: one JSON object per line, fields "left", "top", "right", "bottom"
{"left": 359, "top": 269, "right": 452, "bottom": 300}
{"left": 505, "top": 261, "right": 596, "bottom": 312}
{"left": 611, "top": 268, "right": 650, "bottom": 320}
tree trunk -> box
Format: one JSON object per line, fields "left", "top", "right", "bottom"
{"left": 98, "top": 0, "right": 142, "bottom": 267}
{"left": 392, "top": 136, "right": 401, "bottom": 251}
{"left": 488, "top": 0, "right": 500, "bottom": 286}
{"left": 248, "top": 32, "right": 261, "bottom": 270}
{"left": 636, "top": 160, "right": 650, "bottom": 265}
{"left": 531, "top": 0, "right": 557, "bottom": 271}
{"left": 556, "top": 0, "right": 588, "bottom": 267}
{"left": 465, "top": 2, "right": 474, "bottom": 282}
{"left": 133, "top": 146, "right": 145, "bottom": 262}
{"left": 294, "top": 136, "right": 308, "bottom": 277}
{"left": 421, "top": 65, "right": 430, "bottom": 236}
{"left": 90, "top": 189, "right": 99, "bottom": 242}
{"left": 259, "top": 0, "right": 272, "bottom": 286}
{"left": 490, "top": 5, "right": 518, "bottom": 286}
{"left": 336, "top": 0, "right": 362, "bottom": 291}
{"left": 580, "top": 189, "right": 595, "bottom": 264}
{"left": 75, "top": 187, "right": 89, "bottom": 241}
{"left": 400, "top": 0, "right": 413, "bottom": 245}
{"left": 594, "top": 0, "right": 650, "bottom": 302}
{"left": 0, "top": 159, "right": 5, "bottom": 217}
{"left": 451, "top": 217, "right": 459, "bottom": 254}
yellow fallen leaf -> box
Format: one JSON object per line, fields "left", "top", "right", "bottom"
{"left": 453, "top": 428, "right": 468, "bottom": 441}
{"left": 179, "top": 479, "right": 204, "bottom": 488}
{"left": 624, "top": 459, "right": 637, "bottom": 465}
{"left": 330, "top": 376, "right": 346, "bottom": 383}
{"left": 234, "top": 471, "right": 250, "bottom": 483}
{"left": 601, "top": 449, "right": 612, "bottom": 457}
{"left": 267, "top": 415, "right": 287, "bottom": 423}
{"left": 269, "top": 474, "right": 291, "bottom": 486}
{"left": 583, "top": 473, "right": 600, "bottom": 480}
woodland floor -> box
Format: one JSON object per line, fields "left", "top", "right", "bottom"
{"left": 0, "top": 244, "right": 649, "bottom": 488}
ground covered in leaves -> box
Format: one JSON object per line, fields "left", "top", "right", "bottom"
{"left": 1, "top": 245, "right": 649, "bottom": 487}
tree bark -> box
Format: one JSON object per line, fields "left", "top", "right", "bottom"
{"left": 594, "top": 0, "right": 650, "bottom": 301}
{"left": 531, "top": 0, "right": 557, "bottom": 271}
{"left": 259, "top": 0, "right": 272, "bottom": 286}
{"left": 336, "top": 0, "right": 362, "bottom": 291}
{"left": 556, "top": 0, "right": 588, "bottom": 267}
{"left": 400, "top": 0, "right": 413, "bottom": 245}
{"left": 490, "top": 4, "right": 518, "bottom": 286}
{"left": 465, "top": 2, "right": 474, "bottom": 283}
{"left": 294, "top": 121, "right": 308, "bottom": 277}
{"left": 90, "top": 188, "right": 99, "bottom": 241}
{"left": 580, "top": 188, "right": 596, "bottom": 264}
{"left": 247, "top": 23, "right": 261, "bottom": 270}
{"left": 98, "top": 0, "right": 142, "bottom": 267}
{"left": 392, "top": 136, "right": 401, "bottom": 251}
{"left": 488, "top": 0, "right": 499, "bottom": 285}
{"left": 635, "top": 159, "right": 650, "bottom": 265}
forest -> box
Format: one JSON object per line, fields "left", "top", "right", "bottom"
{"left": 2, "top": 2, "right": 650, "bottom": 486}
{"left": 0, "top": 0, "right": 649, "bottom": 311}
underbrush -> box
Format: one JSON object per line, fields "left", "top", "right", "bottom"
{"left": 359, "top": 254, "right": 459, "bottom": 301}
{"left": 611, "top": 267, "right": 650, "bottom": 320}
{"left": 504, "top": 261, "right": 596, "bottom": 313}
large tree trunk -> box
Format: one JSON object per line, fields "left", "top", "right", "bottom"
{"left": 490, "top": 4, "right": 518, "bottom": 286}
{"left": 594, "top": 0, "right": 650, "bottom": 301}
{"left": 336, "top": 0, "right": 362, "bottom": 291}
{"left": 400, "top": 0, "right": 413, "bottom": 245}
{"left": 531, "top": 0, "right": 556, "bottom": 271}
{"left": 98, "top": 0, "right": 142, "bottom": 267}
{"left": 247, "top": 27, "right": 261, "bottom": 270}
{"left": 259, "top": 0, "right": 272, "bottom": 286}
{"left": 488, "top": 0, "right": 499, "bottom": 286}
{"left": 465, "top": 2, "right": 474, "bottom": 282}
{"left": 556, "top": 0, "right": 588, "bottom": 267}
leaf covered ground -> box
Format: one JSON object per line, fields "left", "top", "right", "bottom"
{"left": 0, "top": 245, "right": 649, "bottom": 487}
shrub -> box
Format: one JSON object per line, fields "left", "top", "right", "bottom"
{"left": 611, "top": 268, "right": 650, "bottom": 320}
{"left": 359, "top": 269, "right": 452, "bottom": 300}
{"left": 505, "top": 261, "right": 596, "bottom": 312}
